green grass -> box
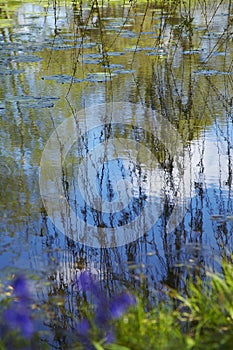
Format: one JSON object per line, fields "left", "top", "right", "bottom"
{"left": 91, "top": 257, "right": 233, "bottom": 350}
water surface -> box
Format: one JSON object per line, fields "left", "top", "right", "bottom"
{"left": 0, "top": 0, "right": 233, "bottom": 345}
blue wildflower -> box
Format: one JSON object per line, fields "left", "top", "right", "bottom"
{"left": 78, "top": 318, "right": 90, "bottom": 335}
{"left": 76, "top": 272, "right": 136, "bottom": 345}
{"left": 109, "top": 293, "right": 137, "bottom": 319}
{"left": 4, "top": 306, "right": 33, "bottom": 338}
{"left": 4, "top": 275, "right": 33, "bottom": 338}
{"left": 105, "top": 329, "right": 115, "bottom": 343}
{"left": 12, "top": 275, "right": 30, "bottom": 299}
{"left": 78, "top": 271, "right": 98, "bottom": 294}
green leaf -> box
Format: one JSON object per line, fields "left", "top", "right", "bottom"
{"left": 93, "top": 341, "right": 105, "bottom": 350}
{"left": 106, "top": 344, "right": 131, "bottom": 350}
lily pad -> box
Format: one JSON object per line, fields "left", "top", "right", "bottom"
{"left": 41, "top": 75, "right": 83, "bottom": 83}
{"left": 102, "top": 64, "right": 124, "bottom": 69}
{"left": 6, "top": 95, "right": 60, "bottom": 108}
{"left": 183, "top": 49, "right": 202, "bottom": 55}
{"left": 212, "top": 52, "right": 227, "bottom": 56}
{"left": 12, "top": 55, "right": 43, "bottom": 63}
{"left": 124, "top": 46, "right": 143, "bottom": 52}
{"left": 107, "top": 52, "right": 125, "bottom": 57}
{"left": 194, "top": 70, "right": 233, "bottom": 76}
{"left": 103, "top": 27, "right": 119, "bottom": 32}
{"left": 113, "top": 69, "right": 135, "bottom": 75}
{"left": 82, "top": 53, "right": 103, "bottom": 59}
{"left": 85, "top": 72, "right": 116, "bottom": 82}
{"left": 0, "top": 69, "right": 24, "bottom": 75}
{"left": 146, "top": 49, "right": 167, "bottom": 56}
{"left": 82, "top": 59, "right": 102, "bottom": 65}
{"left": 0, "top": 43, "right": 23, "bottom": 51}
{"left": 200, "top": 33, "right": 225, "bottom": 39}
{"left": 49, "top": 45, "right": 77, "bottom": 51}
{"left": 120, "top": 31, "right": 137, "bottom": 38}
{"left": 80, "top": 42, "right": 97, "bottom": 49}
{"left": 140, "top": 31, "right": 156, "bottom": 35}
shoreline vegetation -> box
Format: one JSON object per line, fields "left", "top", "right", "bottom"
{"left": 1, "top": 256, "right": 233, "bottom": 349}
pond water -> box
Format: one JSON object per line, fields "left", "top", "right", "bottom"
{"left": 0, "top": 0, "right": 233, "bottom": 345}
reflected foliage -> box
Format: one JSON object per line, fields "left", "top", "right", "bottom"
{"left": 0, "top": 0, "right": 233, "bottom": 348}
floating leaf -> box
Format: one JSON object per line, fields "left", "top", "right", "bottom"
{"left": 120, "top": 31, "right": 137, "bottom": 38}
{"left": 102, "top": 64, "right": 124, "bottom": 69}
{"left": 194, "top": 70, "right": 233, "bottom": 76}
{"left": 85, "top": 72, "right": 116, "bottom": 82}
{"left": 41, "top": 75, "right": 83, "bottom": 83}
{"left": 0, "top": 69, "right": 24, "bottom": 75}
{"left": 82, "top": 59, "right": 102, "bottom": 65}
{"left": 6, "top": 95, "right": 60, "bottom": 108}
{"left": 107, "top": 52, "right": 125, "bottom": 57}
{"left": 113, "top": 69, "right": 135, "bottom": 75}
{"left": 212, "top": 52, "right": 228, "bottom": 56}
{"left": 12, "top": 55, "right": 43, "bottom": 63}
{"left": 200, "top": 32, "right": 225, "bottom": 39}
{"left": 49, "top": 44, "right": 77, "bottom": 51}
{"left": 183, "top": 49, "right": 202, "bottom": 55}
{"left": 124, "top": 46, "right": 143, "bottom": 52}
{"left": 146, "top": 50, "right": 167, "bottom": 56}
{"left": 82, "top": 53, "right": 103, "bottom": 59}
{"left": 140, "top": 31, "right": 156, "bottom": 35}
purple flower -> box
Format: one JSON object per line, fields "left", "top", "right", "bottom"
{"left": 4, "top": 305, "right": 33, "bottom": 338}
{"left": 95, "top": 303, "right": 111, "bottom": 326}
{"left": 105, "top": 329, "right": 115, "bottom": 343}
{"left": 79, "top": 271, "right": 95, "bottom": 292}
{"left": 78, "top": 271, "right": 102, "bottom": 299}
{"left": 12, "top": 275, "right": 30, "bottom": 299}
{"left": 109, "top": 293, "right": 137, "bottom": 319}
{"left": 4, "top": 275, "right": 33, "bottom": 338}
{"left": 76, "top": 272, "right": 137, "bottom": 345}
{"left": 78, "top": 318, "right": 90, "bottom": 335}
{"left": 77, "top": 318, "right": 95, "bottom": 350}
